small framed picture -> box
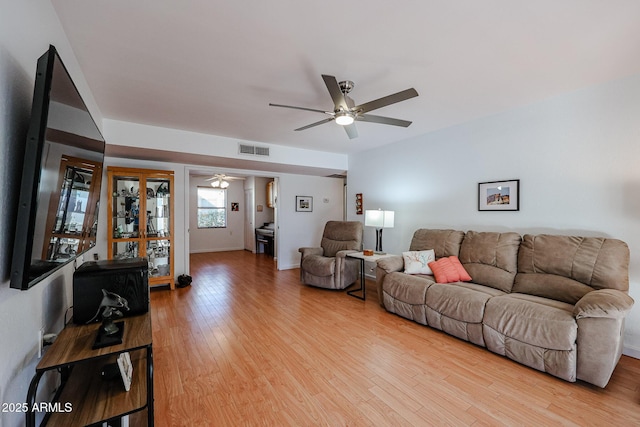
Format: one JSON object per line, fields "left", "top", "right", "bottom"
{"left": 478, "top": 179, "right": 520, "bottom": 211}
{"left": 117, "top": 351, "right": 133, "bottom": 392}
{"left": 296, "top": 196, "right": 313, "bottom": 212}
{"left": 231, "top": 202, "right": 239, "bottom": 211}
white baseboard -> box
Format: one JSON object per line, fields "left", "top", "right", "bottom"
{"left": 277, "top": 262, "right": 299, "bottom": 270}
{"left": 190, "top": 247, "right": 245, "bottom": 254}
{"left": 623, "top": 345, "right": 640, "bottom": 359}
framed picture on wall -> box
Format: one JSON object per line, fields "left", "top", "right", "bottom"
{"left": 478, "top": 179, "right": 520, "bottom": 211}
{"left": 296, "top": 196, "right": 313, "bottom": 212}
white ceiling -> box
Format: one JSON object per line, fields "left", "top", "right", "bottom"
{"left": 51, "top": 1, "right": 640, "bottom": 157}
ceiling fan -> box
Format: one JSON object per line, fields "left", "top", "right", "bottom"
{"left": 269, "top": 74, "right": 418, "bottom": 139}
{"left": 205, "top": 174, "right": 245, "bottom": 188}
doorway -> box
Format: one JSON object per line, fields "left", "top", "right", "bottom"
{"left": 184, "top": 169, "right": 278, "bottom": 276}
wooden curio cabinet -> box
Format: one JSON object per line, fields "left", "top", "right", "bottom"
{"left": 107, "top": 167, "right": 175, "bottom": 289}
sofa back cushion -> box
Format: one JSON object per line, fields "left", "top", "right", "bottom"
{"left": 459, "top": 231, "right": 521, "bottom": 292}
{"left": 514, "top": 234, "right": 630, "bottom": 304}
{"left": 409, "top": 229, "right": 464, "bottom": 258}
{"left": 321, "top": 221, "right": 363, "bottom": 257}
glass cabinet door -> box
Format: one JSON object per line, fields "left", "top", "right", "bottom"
{"left": 144, "top": 177, "right": 171, "bottom": 238}
{"left": 147, "top": 239, "right": 171, "bottom": 279}
{"left": 112, "top": 241, "right": 140, "bottom": 260}
{"left": 111, "top": 175, "right": 141, "bottom": 239}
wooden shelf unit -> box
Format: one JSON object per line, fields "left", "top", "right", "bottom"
{"left": 27, "top": 313, "right": 153, "bottom": 426}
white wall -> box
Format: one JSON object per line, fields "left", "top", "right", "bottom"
{"left": 104, "top": 119, "right": 349, "bottom": 173}
{"left": 0, "top": 2, "right": 104, "bottom": 426}
{"left": 276, "top": 174, "right": 345, "bottom": 269}
{"left": 347, "top": 73, "right": 640, "bottom": 356}
{"left": 189, "top": 176, "right": 245, "bottom": 253}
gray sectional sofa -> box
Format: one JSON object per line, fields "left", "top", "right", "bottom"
{"left": 376, "top": 229, "right": 633, "bottom": 387}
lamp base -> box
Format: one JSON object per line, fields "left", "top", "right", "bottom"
{"left": 375, "top": 229, "right": 383, "bottom": 252}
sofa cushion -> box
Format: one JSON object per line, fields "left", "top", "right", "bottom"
{"left": 459, "top": 231, "right": 521, "bottom": 293}
{"left": 483, "top": 293, "right": 578, "bottom": 382}
{"left": 409, "top": 229, "right": 465, "bottom": 258}
{"left": 515, "top": 234, "right": 630, "bottom": 303}
{"left": 428, "top": 256, "right": 471, "bottom": 283}
{"left": 427, "top": 283, "right": 503, "bottom": 324}
{"left": 382, "top": 272, "right": 433, "bottom": 325}
{"left": 320, "top": 239, "right": 353, "bottom": 258}
{"left": 402, "top": 250, "right": 435, "bottom": 275}
{"left": 514, "top": 274, "right": 592, "bottom": 305}
{"left": 300, "top": 255, "right": 335, "bottom": 277}
{"left": 383, "top": 272, "right": 433, "bottom": 304}
{"left": 320, "top": 221, "right": 363, "bottom": 257}
{"left": 484, "top": 294, "right": 576, "bottom": 351}
{"left": 425, "top": 282, "right": 503, "bottom": 346}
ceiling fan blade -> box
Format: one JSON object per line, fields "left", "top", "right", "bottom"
{"left": 354, "top": 88, "right": 419, "bottom": 114}
{"left": 295, "top": 117, "right": 335, "bottom": 131}
{"left": 357, "top": 114, "right": 412, "bottom": 127}
{"left": 269, "top": 103, "right": 329, "bottom": 115}
{"left": 321, "top": 74, "right": 348, "bottom": 111}
{"left": 343, "top": 123, "right": 358, "bottom": 139}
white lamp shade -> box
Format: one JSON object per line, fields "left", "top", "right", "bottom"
{"left": 365, "top": 210, "right": 394, "bottom": 228}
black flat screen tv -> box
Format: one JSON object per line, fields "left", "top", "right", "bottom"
{"left": 10, "top": 45, "right": 106, "bottom": 290}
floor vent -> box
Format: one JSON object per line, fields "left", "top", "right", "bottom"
{"left": 239, "top": 143, "right": 270, "bottom": 157}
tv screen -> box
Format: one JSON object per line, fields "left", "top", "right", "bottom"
{"left": 10, "top": 45, "right": 105, "bottom": 290}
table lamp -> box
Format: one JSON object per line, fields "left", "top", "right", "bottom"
{"left": 364, "top": 209, "right": 395, "bottom": 253}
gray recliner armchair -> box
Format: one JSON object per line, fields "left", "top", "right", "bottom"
{"left": 299, "top": 221, "right": 364, "bottom": 289}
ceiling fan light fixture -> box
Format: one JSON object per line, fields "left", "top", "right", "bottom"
{"left": 211, "top": 178, "right": 230, "bottom": 188}
{"left": 335, "top": 111, "right": 355, "bottom": 126}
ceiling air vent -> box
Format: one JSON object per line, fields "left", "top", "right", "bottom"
{"left": 238, "top": 143, "right": 270, "bottom": 157}
{"left": 238, "top": 144, "right": 255, "bottom": 155}
{"left": 255, "top": 146, "right": 270, "bottom": 156}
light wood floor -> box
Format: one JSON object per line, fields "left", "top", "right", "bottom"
{"left": 150, "top": 251, "right": 640, "bottom": 426}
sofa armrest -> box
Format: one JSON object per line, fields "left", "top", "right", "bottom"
{"left": 374, "top": 255, "right": 404, "bottom": 306}
{"left": 377, "top": 255, "right": 404, "bottom": 273}
{"left": 573, "top": 289, "right": 634, "bottom": 320}
{"left": 299, "top": 247, "right": 323, "bottom": 258}
{"left": 335, "top": 249, "right": 359, "bottom": 258}
{"left": 574, "top": 289, "right": 634, "bottom": 387}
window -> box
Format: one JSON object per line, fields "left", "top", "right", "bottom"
{"left": 197, "top": 187, "right": 226, "bottom": 228}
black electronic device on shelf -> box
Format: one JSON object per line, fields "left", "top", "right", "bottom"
{"left": 73, "top": 258, "right": 150, "bottom": 325}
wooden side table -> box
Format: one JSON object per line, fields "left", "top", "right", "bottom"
{"left": 346, "top": 252, "right": 396, "bottom": 300}
{"left": 26, "top": 312, "right": 153, "bottom": 426}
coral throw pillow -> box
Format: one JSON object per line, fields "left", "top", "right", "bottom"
{"left": 428, "top": 256, "right": 472, "bottom": 283}
{"left": 402, "top": 250, "right": 436, "bottom": 275}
